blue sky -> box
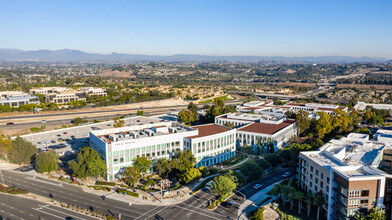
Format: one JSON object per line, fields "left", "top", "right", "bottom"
{"left": 1, "top": 0, "right": 391, "bottom": 58}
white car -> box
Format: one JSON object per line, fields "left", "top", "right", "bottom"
{"left": 253, "top": 184, "right": 262, "bottom": 189}
{"left": 282, "top": 172, "right": 291, "bottom": 178}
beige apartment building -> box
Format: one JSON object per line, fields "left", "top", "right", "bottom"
{"left": 29, "top": 87, "right": 106, "bottom": 104}
{"left": 298, "top": 131, "right": 392, "bottom": 220}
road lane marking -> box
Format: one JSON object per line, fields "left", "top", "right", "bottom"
{"left": 134, "top": 206, "right": 162, "bottom": 220}
{"left": 144, "top": 206, "right": 169, "bottom": 220}
{"left": 33, "top": 208, "right": 63, "bottom": 219}
{"left": 174, "top": 205, "right": 221, "bottom": 220}
{"left": 26, "top": 177, "right": 63, "bottom": 187}
{"left": 112, "top": 205, "right": 144, "bottom": 215}
{"left": 42, "top": 206, "right": 87, "bottom": 220}
{"left": 178, "top": 202, "right": 228, "bottom": 219}
{"left": 198, "top": 195, "right": 216, "bottom": 208}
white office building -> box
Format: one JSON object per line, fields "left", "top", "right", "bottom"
{"left": 184, "top": 124, "right": 237, "bottom": 168}
{"left": 0, "top": 95, "right": 40, "bottom": 107}
{"left": 0, "top": 91, "right": 28, "bottom": 99}
{"left": 89, "top": 117, "right": 198, "bottom": 180}
{"left": 215, "top": 112, "right": 297, "bottom": 150}
{"left": 237, "top": 101, "right": 349, "bottom": 119}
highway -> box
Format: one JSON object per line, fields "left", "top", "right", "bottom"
{"left": 0, "top": 101, "right": 242, "bottom": 121}
{"left": 0, "top": 192, "right": 95, "bottom": 220}
{"left": 0, "top": 167, "right": 293, "bottom": 219}
{"left": 0, "top": 109, "right": 175, "bottom": 130}
{"left": 0, "top": 101, "right": 242, "bottom": 131}
{"left": 0, "top": 170, "right": 232, "bottom": 220}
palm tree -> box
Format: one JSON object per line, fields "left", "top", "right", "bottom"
{"left": 313, "top": 191, "right": 325, "bottom": 220}
{"left": 269, "top": 184, "right": 281, "bottom": 201}
{"left": 280, "top": 185, "right": 290, "bottom": 207}
{"left": 288, "top": 190, "right": 296, "bottom": 210}
{"left": 295, "top": 191, "right": 305, "bottom": 214}
{"left": 304, "top": 193, "right": 313, "bottom": 217}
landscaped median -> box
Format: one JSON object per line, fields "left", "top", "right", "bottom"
{"left": 116, "top": 188, "right": 139, "bottom": 198}
{"left": 0, "top": 184, "right": 28, "bottom": 195}
{"left": 207, "top": 192, "right": 232, "bottom": 210}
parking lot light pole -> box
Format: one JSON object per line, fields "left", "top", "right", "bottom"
{"left": 235, "top": 190, "right": 247, "bottom": 220}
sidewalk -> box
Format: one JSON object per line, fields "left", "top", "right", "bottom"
{"left": 238, "top": 180, "right": 283, "bottom": 220}
{"left": 0, "top": 162, "right": 217, "bottom": 206}
{"left": 222, "top": 156, "right": 250, "bottom": 170}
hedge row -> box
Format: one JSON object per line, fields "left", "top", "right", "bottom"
{"left": 116, "top": 189, "right": 139, "bottom": 198}
{"left": 95, "top": 181, "right": 116, "bottom": 186}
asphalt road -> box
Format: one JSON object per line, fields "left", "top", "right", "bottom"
{"left": 214, "top": 167, "right": 295, "bottom": 217}
{"left": 0, "top": 166, "right": 293, "bottom": 220}
{"left": 0, "top": 170, "right": 231, "bottom": 220}
{"left": 0, "top": 101, "right": 242, "bottom": 121}
{"left": 0, "top": 192, "right": 95, "bottom": 220}
{"left": 0, "top": 109, "right": 175, "bottom": 130}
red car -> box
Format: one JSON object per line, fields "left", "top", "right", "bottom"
{"left": 63, "top": 132, "right": 68, "bottom": 134}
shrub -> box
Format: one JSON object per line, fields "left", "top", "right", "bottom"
{"left": 116, "top": 188, "right": 139, "bottom": 197}
{"left": 95, "top": 181, "right": 116, "bottom": 186}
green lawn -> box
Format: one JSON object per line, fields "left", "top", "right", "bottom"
{"left": 220, "top": 154, "right": 247, "bottom": 167}
{"left": 200, "top": 95, "right": 232, "bottom": 104}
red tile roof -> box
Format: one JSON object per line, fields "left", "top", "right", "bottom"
{"left": 285, "top": 103, "right": 305, "bottom": 107}
{"left": 187, "top": 124, "right": 231, "bottom": 139}
{"left": 237, "top": 120, "right": 295, "bottom": 135}
{"left": 316, "top": 107, "right": 335, "bottom": 111}
{"left": 243, "top": 107, "right": 262, "bottom": 111}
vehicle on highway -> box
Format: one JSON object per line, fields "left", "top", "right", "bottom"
{"left": 282, "top": 172, "right": 291, "bottom": 178}
{"left": 253, "top": 184, "right": 262, "bottom": 189}
{"left": 6, "top": 122, "right": 14, "bottom": 125}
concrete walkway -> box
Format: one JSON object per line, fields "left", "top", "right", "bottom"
{"left": 222, "top": 156, "right": 250, "bottom": 170}
{"left": 238, "top": 180, "right": 283, "bottom": 220}
{"left": 0, "top": 162, "right": 222, "bottom": 206}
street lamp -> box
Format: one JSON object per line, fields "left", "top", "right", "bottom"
{"left": 235, "top": 190, "right": 247, "bottom": 220}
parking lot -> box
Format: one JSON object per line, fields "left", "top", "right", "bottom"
{"left": 19, "top": 116, "right": 166, "bottom": 156}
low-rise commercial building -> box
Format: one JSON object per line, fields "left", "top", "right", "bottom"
{"left": 77, "top": 87, "right": 107, "bottom": 97}
{"left": 0, "top": 95, "right": 40, "bottom": 107}
{"left": 354, "top": 101, "right": 392, "bottom": 112}
{"left": 215, "top": 112, "right": 297, "bottom": 150}
{"left": 184, "top": 124, "right": 236, "bottom": 168}
{"left": 298, "top": 131, "right": 392, "bottom": 220}
{"left": 45, "top": 90, "right": 86, "bottom": 104}
{"left": 237, "top": 101, "right": 349, "bottom": 118}
{"left": 0, "top": 91, "right": 28, "bottom": 98}
{"left": 89, "top": 117, "right": 198, "bottom": 180}
{"left": 30, "top": 86, "right": 106, "bottom": 104}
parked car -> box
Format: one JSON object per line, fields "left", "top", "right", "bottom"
{"left": 253, "top": 184, "right": 262, "bottom": 189}
{"left": 282, "top": 172, "right": 291, "bottom": 178}
{"left": 222, "top": 202, "right": 233, "bottom": 208}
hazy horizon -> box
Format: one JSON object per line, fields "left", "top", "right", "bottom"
{"left": 1, "top": 0, "right": 391, "bottom": 58}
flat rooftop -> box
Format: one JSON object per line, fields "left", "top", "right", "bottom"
{"left": 302, "top": 132, "right": 392, "bottom": 169}
{"left": 218, "top": 112, "right": 285, "bottom": 122}
{"left": 187, "top": 124, "right": 231, "bottom": 139}
{"left": 92, "top": 120, "right": 196, "bottom": 143}
{"left": 237, "top": 119, "right": 295, "bottom": 135}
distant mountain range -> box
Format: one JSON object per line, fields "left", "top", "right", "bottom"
{"left": 0, "top": 48, "right": 388, "bottom": 63}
